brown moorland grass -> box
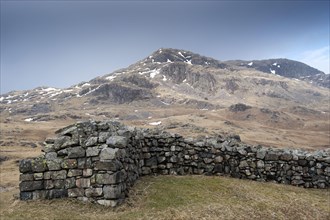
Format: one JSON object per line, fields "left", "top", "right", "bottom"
{"left": 0, "top": 146, "right": 329, "bottom": 220}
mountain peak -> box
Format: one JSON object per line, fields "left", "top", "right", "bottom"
{"left": 143, "top": 48, "right": 222, "bottom": 67}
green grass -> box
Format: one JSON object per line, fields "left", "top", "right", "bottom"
{"left": 1, "top": 175, "right": 329, "bottom": 220}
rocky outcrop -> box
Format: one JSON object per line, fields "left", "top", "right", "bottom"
{"left": 19, "top": 120, "right": 330, "bottom": 206}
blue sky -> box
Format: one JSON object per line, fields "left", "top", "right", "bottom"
{"left": 1, "top": 0, "right": 329, "bottom": 94}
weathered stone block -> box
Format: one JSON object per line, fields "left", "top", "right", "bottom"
{"left": 67, "top": 147, "right": 85, "bottom": 158}
{"left": 19, "top": 160, "right": 33, "bottom": 173}
{"left": 61, "top": 159, "right": 78, "bottom": 169}
{"left": 45, "top": 152, "right": 58, "bottom": 160}
{"left": 257, "top": 160, "right": 265, "bottom": 169}
{"left": 76, "top": 178, "right": 91, "bottom": 188}
{"left": 86, "top": 146, "right": 100, "bottom": 157}
{"left": 94, "top": 161, "right": 122, "bottom": 171}
{"left": 239, "top": 160, "right": 249, "bottom": 168}
{"left": 68, "top": 188, "right": 85, "bottom": 197}
{"left": 97, "top": 199, "right": 118, "bottom": 207}
{"left": 34, "top": 173, "right": 43, "bottom": 180}
{"left": 20, "top": 174, "right": 34, "bottom": 181}
{"left": 85, "top": 188, "right": 103, "bottom": 197}
{"left": 85, "top": 137, "right": 98, "bottom": 147}
{"left": 265, "top": 152, "right": 279, "bottom": 161}
{"left": 54, "top": 136, "right": 77, "bottom": 150}
{"left": 298, "top": 159, "right": 308, "bottom": 166}
{"left": 83, "top": 169, "right": 93, "bottom": 177}
{"left": 49, "top": 189, "right": 68, "bottom": 198}
{"left": 145, "top": 157, "right": 158, "bottom": 167}
{"left": 20, "top": 181, "right": 44, "bottom": 192}
{"left": 280, "top": 153, "right": 292, "bottom": 161}
{"left": 106, "top": 136, "right": 127, "bottom": 148}
{"left": 47, "top": 159, "right": 62, "bottom": 171}
{"left": 214, "top": 156, "right": 223, "bottom": 163}
{"left": 214, "top": 164, "right": 223, "bottom": 173}
{"left": 32, "top": 190, "right": 49, "bottom": 199}
{"left": 65, "top": 177, "right": 76, "bottom": 189}
{"left": 98, "top": 132, "right": 111, "bottom": 143}
{"left": 203, "top": 158, "right": 213, "bottom": 164}
{"left": 96, "top": 171, "right": 126, "bottom": 184}
{"left": 100, "top": 148, "right": 119, "bottom": 161}
{"left": 42, "top": 144, "right": 55, "bottom": 153}
{"left": 103, "top": 185, "right": 123, "bottom": 199}
{"left": 31, "top": 157, "right": 47, "bottom": 172}
{"left": 20, "top": 192, "right": 33, "bottom": 200}
{"left": 44, "top": 171, "right": 51, "bottom": 180}
{"left": 45, "top": 180, "right": 54, "bottom": 189}
{"left": 51, "top": 170, "right": 67, "bottom": 180}
{"left": 53, "top": 180, "right": 65, "bottom": 189}
{"left": 77, "top": 158, "right": 92, "bottom": 169}
{"left": 67, "top": 169, "right": 83, "bottom": 177}
{"left": 256, "top": 149, "right": 266, "bottom": 159}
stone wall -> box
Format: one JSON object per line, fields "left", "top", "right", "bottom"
{"left": 19, "top": 120, "right": 330, "bottom": 207}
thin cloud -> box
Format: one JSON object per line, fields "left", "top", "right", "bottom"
{"left": 300, "top": 46, "right": 329, "bottom": 74}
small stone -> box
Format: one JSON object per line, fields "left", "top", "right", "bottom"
{"left": 65, "top": 177, "right": 76, "bottom": 189}
{"left": 20, "top": 192, "right": 33, "bottom": 200}
{"left": 67, "top": 147, "right": 85, "bottom": 158}
{"left": 67, "top": 169, "right": 83, "bottom": 177}
{"left": 100, "top": 148, "right": 119, "bottom": 161}
{"left": 103, "top": 185, "right": 123, "bottom": 199}
{"left": 19, "top": 181, "right": 44, "bottom": 192}
{"left": 68, "top": 188, "right": 84, "bottom": 197}
{"left": 61, "top": 159, "right": 78, "bottom": 169}
{"left": 265, "top": 152, "right": 279, "bottom": 161}
{"left": 97, "top": 199, "right": 118, "bottom": 207}
{"left": 76, "top": 178, "right": 90, "bottom": 188}
{"left": 51, "top": 170, "right": 67, "bottom": 180}
{"left": 53, "top": 180, "right": 65, "bottom": 189}
{"left": 257, "top": 160, "right": 265, "bottom": 168}
{"left": 203, "top": 158, "right": 213, "bottom": 164}
{"left": 45, "top": 152, "right": 58, "bottom": 160}
{"left": 106, "top": 136, "right": 127, "bottom": 148}
{"left": 83, "top": 169, "right": 93, "bottom": 177}
{"left": 49, "top": 189, "right": 68, "bottom": 198}
{"left": 32, "top": 190, "right": 49, "bottom": 199}
{"left": 31, "top": 157, "right": 47, "bottom": 172}
{"left": 47, "top": 159, "right": 62, "bottom": 171}
{"left": 145, "top": 157, "right": 158, "bottom": 167}
{"left": 98, "top": 132, "right": 111, "bottom": 143}
{"left": 256, "top": 149, "right": 266, "bottom": 159}
{"left": 85, "top": 188, "right": 103, "bottom": 197}
{"left": 94, "top": 161, "right": 122, "bottom": 171}
{"left": 85, "top": 137, "right": 98, "bottom": 147}
{"left": 86, "top": 146, "right": 100, "bottom": 157}
{"left": 280, "top": 153, "right": 292, "bottom": 161}
{"left": 45, "top": 180, "right": 54, "bottom": 189}
{"left": 19, "top": 159, "right": 32, "bottom": 173}
{"left": 239, "top": 160, "right": 249, "bottom": 168}
{"left": 20, "top": 174, "right": 34, "bottom": 181}
{"left": 33, "top": 173, "right": 43, "bottom": 180}
{"left": 214, "top": 156, "right": 223, "bottom": 163}
{"left": 77, "top": 158, "right": 92, "bottom": 169}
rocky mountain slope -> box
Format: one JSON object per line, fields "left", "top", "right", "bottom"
{"left": 0, "top": 48, "right": 329, "bottom": 150}
{"left": 1, "top": 48, "right": 329, "bottom": 109}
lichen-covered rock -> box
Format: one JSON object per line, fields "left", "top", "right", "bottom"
{"left": 100, "top": 148, "right": 119, "bottom": 161}
{"left": 103, "top": 185, "right": 123, "bottom": 199}
{"left": 67, "top": 147, "right": 85, "bottom": 158}
{"left": 106, "top": 136, "right": 127, "bottom": 148}
{"left": 19, "top": 159, "right": 32, "bottom": 173}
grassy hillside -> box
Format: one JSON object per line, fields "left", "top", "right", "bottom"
{"left": 0, "top": 145, "right": 329, "bottom": 220}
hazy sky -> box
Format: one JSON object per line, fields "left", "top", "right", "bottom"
{"left": 1, "top": 0, "right": 329, "bottom": 94}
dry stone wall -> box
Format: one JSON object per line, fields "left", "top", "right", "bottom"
{"left": 19, "top": 120, "right": 330, "bottom": 206}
